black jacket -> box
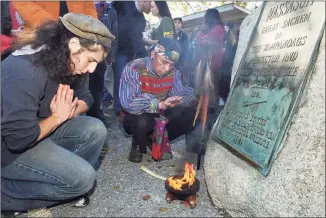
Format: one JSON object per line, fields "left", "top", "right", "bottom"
{"left": 98, "top": 2, "right": 118, "bottom": 63}
{"left": 221, "top": 30, "right": 238, "bottom": 76}
{"left": 112, "top": 1, "right": 147, "bottom": 60}
{"left": 1, "top": 53, "right": 93, "bottom": 168}
{"left": 1, "top": 1, "right": 13, "bottom": 61}
{"left": 176, "top": 30, "right": 188, "bottom": 68}
{"left": 1, "top": 1, "right": 12, "bottom": 36}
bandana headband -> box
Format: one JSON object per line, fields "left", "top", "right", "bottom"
{"left": 153, "top": 44, "right": 180, "bottom": 63}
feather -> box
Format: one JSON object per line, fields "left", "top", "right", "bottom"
{"left": 193, "top": 95, "right": 203, "bottom": 127}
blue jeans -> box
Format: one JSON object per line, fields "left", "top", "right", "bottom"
{"left": 113, "top": 54, "right": 128, "bottom": 115}
{"left": 101, "top": 87, "right": 113, "bottom": 111}
{"left": 102, "top": 64, "right": 113, "bottom": 103}
{"left": 103, "top": 87, "right": 113, "bottom": 102}
{"left": 1, "top": 116, "right": 107, "bottom": 211}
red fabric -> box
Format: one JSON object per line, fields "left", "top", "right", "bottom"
{"left": 1, "top": 2, "right": 23, "bottom": 55}
{"left": 140, "top": 76, "right": 174, "bottom": 85}
{"left": 195, "top": 25, "right": 225, "bottom": 70}
{"left": 1, "top": 34, "right": 13, "bottom": 54}
{"left": 140, "top": 84, "right": 173, "bottom": 94}
{"left": 151, "top": 143, "right": 161, "bottom": 161}
{"left": 9, "top": 1, "right": 22, "bottom": 31}
{"left": 139, "top": 75, "right": 174, "bottom": 96}
{"left": 151, "top": 111, "right": 172, "bottom": 161}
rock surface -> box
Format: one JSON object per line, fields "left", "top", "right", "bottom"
{"left": 230, "top": 5, "right": 263, "bottom": 86}
{"left": 204, "top": 7, "right": 326, "bottom": 218}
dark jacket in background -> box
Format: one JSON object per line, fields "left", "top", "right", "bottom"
{"left": 220, "top": 28, "right": 238, "bottom": 99}
{"left": 176, "top": 29, "right": 188, "bottom": 68}
{"left": 1, "top": 1, "right": 12, "bottom": 36}
{"left": 112, "top": 1, "right": 147, "bottom": 61}
{"left": 96, "top": 1, "right": 118, "bottom": 63}
{"left": 1, "top": 1, "right": 13, "bottom": 60}
{"left": 222, "top": 29, "right": 238, "bottom": 76}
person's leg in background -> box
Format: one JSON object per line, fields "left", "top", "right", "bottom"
{"left": 87, "top": 61, "right": 111, "bottom": 127}
{"left": 104, "top": 64, "right": 115, "bottom": 97}
{"left": 218, "top": 74, "right": 231, "bottom": 106}
{"left": 219, "top": 60, "right": 232, "bottom": 106}
{"left": 102, "top": 64, "right": 114, "bottom": 114}
{"left": 1, "top": 116, "right": 106, "bottom": 212}
{"left": 102, "top": 87, "right": 113, "bottom": 114}
{"left": 213, "top": 67, "right": 222, "bottom": 106}
{"left": 112, "top": 54, "right": 128, "bottom": 116}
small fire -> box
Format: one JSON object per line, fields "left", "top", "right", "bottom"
{"left": 167, "top": 162, "right": 196, "bottom": 191}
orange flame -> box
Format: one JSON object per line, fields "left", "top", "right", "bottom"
{"left": 167, "top": 162, "right": 196, "bottom": 191}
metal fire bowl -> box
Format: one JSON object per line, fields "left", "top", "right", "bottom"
{"left": 165, "top": 176, "right": 200, "bottom": 195}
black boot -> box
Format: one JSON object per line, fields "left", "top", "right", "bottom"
{"left": 128, "top": 141, "right": 145, "bottom": 163}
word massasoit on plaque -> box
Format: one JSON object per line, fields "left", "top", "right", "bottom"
{"left": 214, "top": 1, "right": 325, "bottom": 175}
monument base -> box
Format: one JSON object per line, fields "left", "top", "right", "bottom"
{"left": 204, "top": 32, "right": 325, "bottom": 217}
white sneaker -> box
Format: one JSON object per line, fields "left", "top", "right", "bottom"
{"left": 72, "top": 196, "right": 90, "bottom": 208}
{"left": 107, "top": 103, "right": 114, "bottom": 110}
{"left": 219, "top": 98, "right": 225, "bottom": 106}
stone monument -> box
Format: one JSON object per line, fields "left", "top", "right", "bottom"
{"left": 205, "top": 1, "right": 325, "bottom": 217}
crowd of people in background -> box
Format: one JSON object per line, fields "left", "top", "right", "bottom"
{"left": 1, "top": 0, "right": 239, "bottom": 122}
{"left": 1, "top": 0, "right": 239, "bottom": 215}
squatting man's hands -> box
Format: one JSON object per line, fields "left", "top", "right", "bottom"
{"left": 158, "top": 96, "right": 182, "bottom": 110}
{"left": 50, "top": 84, "right": 78, "bottom": 125}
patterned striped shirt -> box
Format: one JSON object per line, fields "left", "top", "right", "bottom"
{"left": 119, "top": 57, "right": 196, "bottom": 114}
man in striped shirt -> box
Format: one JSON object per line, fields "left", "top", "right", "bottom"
{"left": 119, "top": 38, "right": 198, "bottom": 163}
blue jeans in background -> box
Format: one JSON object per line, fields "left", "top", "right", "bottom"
{"left": 103, "top": 88, "right": 113, "bottom": 102}
{"left": 1, "top": 116, "right": 107, "bottom": 211}
{"left": 102, "top": 64, "right": 114, "bottom": 103}
{"left": 101, "top": 87, "right": 113, "bottom": 112}
{"left": 113, "top": 54, "right": 128, "bottom": 116}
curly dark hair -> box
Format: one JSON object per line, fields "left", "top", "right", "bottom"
{"left": 13, "top": 20, "right": 108, "bottom": 85}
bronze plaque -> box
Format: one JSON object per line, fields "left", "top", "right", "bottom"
{"left": 213, "top": 1, "right": 325, "bottom": 176}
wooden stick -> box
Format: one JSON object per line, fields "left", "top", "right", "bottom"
{"left": 193, "top": 95, "right": 203, "bottom": 127}
{"left": 201, "top": 95, "right": 209, "bottom": 132}
{"left": 140, "top": 165, "right": 167, "bottom": 181}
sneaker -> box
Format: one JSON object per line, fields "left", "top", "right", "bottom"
{"left": 218, "top": 98, "right": 225, "bottom": 106}
{"left": 114, "top": 111, "right": 120, "bottom": 116}
{"left": 101, "top": 100, "right": 113, "bottom": 109}
{"left": 1, "top": 212, "right": 21, "bottom": 218}
{"left": 97, "top": 114, "right": 111, "bottom": 128}
{"left": 71, "top": 196, "right": 90, "bottom": 208}
{"left": 102, "top": 101, "right": 113, "bottom": 114}
{"left": 107, "top": 103, "right": 114, "bottom": 110}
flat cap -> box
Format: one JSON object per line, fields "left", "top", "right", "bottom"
{"left": 60, "top": 13, "right": 115, "bottom": 48}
